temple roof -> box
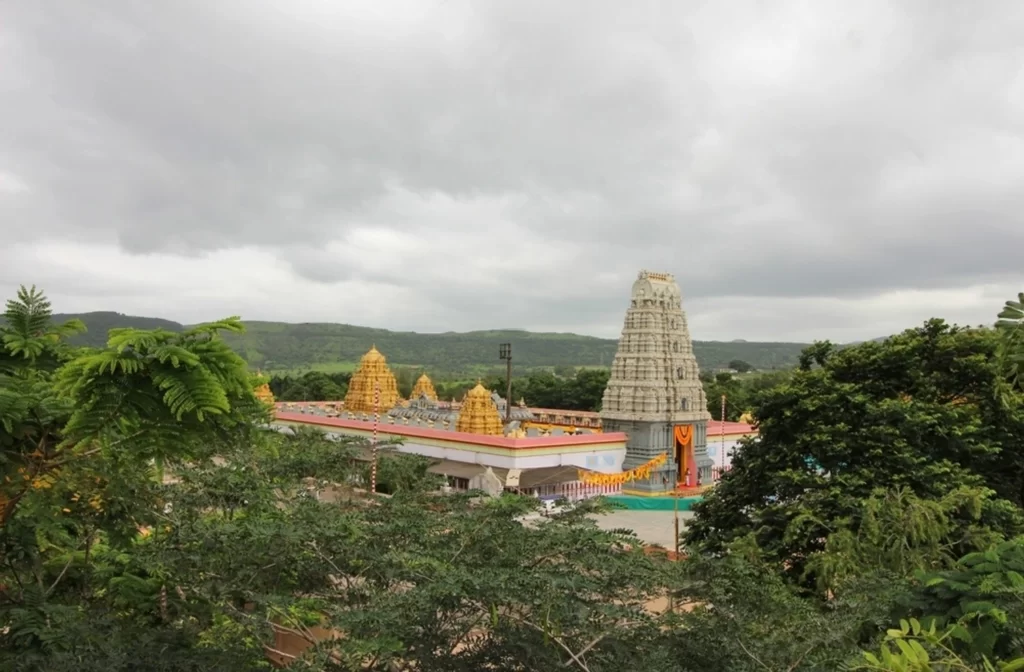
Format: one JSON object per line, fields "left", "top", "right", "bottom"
{"left": 361, "top": 345, "right": 385, "bottom": 363}
{"left": 456, "top": 383, "right": 504, "bottom": 436}
{"left": 345, "top": 345, "right": 400, "bottom": 413}
{"left": 465, "top": 382, "right": 489, "bottom": 399}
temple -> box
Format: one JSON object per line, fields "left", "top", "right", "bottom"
{"left": 409, "top": 373, "right": 438, "bottom": 401}
{"left": 343, "top": 346, "right": 401, "bottom": 414}
{"left": 600, "top": 270, "right": 712, "bottom": 493}
{"left": 273, "top": 269, "right": 753, "bottom": 500}
{"left": 455, "top": 383, "right": 505, "bottom": 436}
{"left": 254, "top": 372, "right": 275, "bottom": 406}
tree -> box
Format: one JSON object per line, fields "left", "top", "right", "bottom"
{"left": 686, "top": 320, "right": 1024, "bottom": 585}
{"left": 996, "top": 292, "right": 1024, "bottom": 394}
{"left": 0, "top": 285, "right": 271, "bottom": 669}
{"left": 272, "top": 371, "right": 349, "bottom": 401}
{"left": 728, "top": 359, "right": 754, "bottom": 373}
{"left": 266, "top": 495, "right": 672, "bottom": 670}
{"left": 552, "top": 364, "right": 577, "bottom": 379}
{"left": 479, "top": 368, "right": 610, "bottom": 412}
{"left": 855, "top": 617, "right": 1024, "bottom": 672}
{"left": 653, "top": 553, "right": 901, "bottom": 671}
{"left": 566, "top": 368, "right": 610, "bottom": 411}
{"left": 906, "top": 537, "right": 1024, "bottom": 662}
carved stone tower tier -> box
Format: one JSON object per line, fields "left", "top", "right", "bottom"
{"left": 600, "top": 270, "right": 712, "bottom": 493}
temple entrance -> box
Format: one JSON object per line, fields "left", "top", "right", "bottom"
{"left": 673, "top": 424, "right": 695, "bottom": 488}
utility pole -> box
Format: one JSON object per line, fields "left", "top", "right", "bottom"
{"left": 720, "top": 394, "right": 727, "bottom": 475}
{"left": 499, "top": 343, "right": 513, "bottom": 423}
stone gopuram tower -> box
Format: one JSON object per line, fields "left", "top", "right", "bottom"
{"left": 600, "top": 271, "right": 712, "bottom": 494}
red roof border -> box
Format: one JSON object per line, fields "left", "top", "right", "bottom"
{"left": 274, "top": 404, "right": 756, "bottom": 440}
{"left": 274, "top": 411, "right": 629, "bottom": 450}
{"left": 707, "top": 420, "right": 757, "bottom": 435}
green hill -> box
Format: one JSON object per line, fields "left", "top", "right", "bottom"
{"left": 49, "top": 312, "right": 185, "bottom": 347}
{"left": 50, "top": 312, "right": 809, "bottom": 373}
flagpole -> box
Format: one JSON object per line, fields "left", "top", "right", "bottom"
{"left": 719, "top": 394, "right": 727, "bottom": 475}
{"left": 370, "top": 383, "right": 380, "bottom": 494}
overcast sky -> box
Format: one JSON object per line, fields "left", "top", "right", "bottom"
{"left": 2, "top": 1, "right": 1022, "bottom": 343}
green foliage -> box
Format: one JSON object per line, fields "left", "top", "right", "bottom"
{"left": 357, "top": 451, "right": 444, "bottom": 495}
{"left": 855, "top": 616, "right": 1024, "bottom": 671}
{"left": 805, "top": 487, "right": 1001, "bottom": 596}
{"left": 0, "top": 285, "right": 274, "bottom": 669}
{"left": 478, "top": 368, "right": 612, "bottom": 411}
{"left": 1, "top": 286, "right": 85, "bottom": 370}
{"left": 728, "top": 358, "right": 754, "bottom": 373}
{"left": 996, "top": 293, "right": 1024, "bottom": 394}
{"left": 272, "top": 370, "right": 351, "bottom": 401}
{"left": 656, "top": 554, "right": 885, "bottom": 670}
{"left": 908, "top": 537, "right": 1024, "bottom": 661}
{"left": 293, "top": 495, "right": 671, "bottom": 670}
{"left": 50, "top": 310, "right": 810, "bottom": 372}
{"left": 55, "top": 317, "right": 268, "bottom": 455}
{"left": 701, "top": 369, "right": 793, "bottom": 421}
{"left": 687, "top": 320, "right": 1024, "bottom": 585}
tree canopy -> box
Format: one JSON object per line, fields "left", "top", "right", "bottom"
{"left": 688, "top": 320, "right": 1024, "bottom": 578}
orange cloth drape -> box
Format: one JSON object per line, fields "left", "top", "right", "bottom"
{"left": 576, "top": 453, "right": 667, "bottom": 486}
{"left": 674, "top": 424, "right": 695, "bottom": 487}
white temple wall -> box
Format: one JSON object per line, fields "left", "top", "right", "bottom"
{"left": 320, "top": 431, "right": 626, "bottom": 472}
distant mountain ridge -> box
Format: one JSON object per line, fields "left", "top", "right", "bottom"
{"left": 50, "top": 311, "right": 811, "bottom": 373}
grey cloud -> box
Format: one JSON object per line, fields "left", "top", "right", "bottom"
{"left": 2, "top": 0, "right": 1023, "bottom": 339}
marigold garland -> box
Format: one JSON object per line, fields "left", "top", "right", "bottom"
{"left": 577, "top": 453, "right": 667, "bottom": 487}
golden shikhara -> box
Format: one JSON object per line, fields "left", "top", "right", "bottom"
{"left": 455, "top": 383, "right": 504, "bottom": 436}
{"left": 343, "top": 346, "right": 400, "bottom": 413}
{"left": 409, "top": 373, "right": 438, "bottom": 401}
{"left": 254, "top": 371, "right": 275, "bottom": 405}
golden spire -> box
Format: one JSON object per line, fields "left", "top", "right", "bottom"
{"left": 253, "top": 370, "right": 275, "bottom": 406}
{"left": 343, "top": 346, "right": 400, "bottom": 413}
{"left": 410, "top": 372, "right": 438, "bottom": 401}
{"left": 456, "top": 382, "right": 504, "bottom": 436}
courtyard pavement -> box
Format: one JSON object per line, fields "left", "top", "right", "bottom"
{"left": 590, "top": 509, "right": 695, "bottom": 548}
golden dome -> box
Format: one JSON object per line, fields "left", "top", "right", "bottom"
{"left": 361, "top": 345, "right": 385, "bottom": 364}
{"left": 410, "top": 372, "right": 438, "bottom": 401}
{"left": 456, "top": 383, "right": 504, "bottom": 436}
{"left": 254, "top": 382, "right": 274, "bottom": 403}
{"left": 253, "top": 370, "right": 275, "bottom": 407}
{"left": 738, "top": 411, "right": 754, "bottom": 424}
{"left": 344, "top": 346, "right": 400, "bottom": 414}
